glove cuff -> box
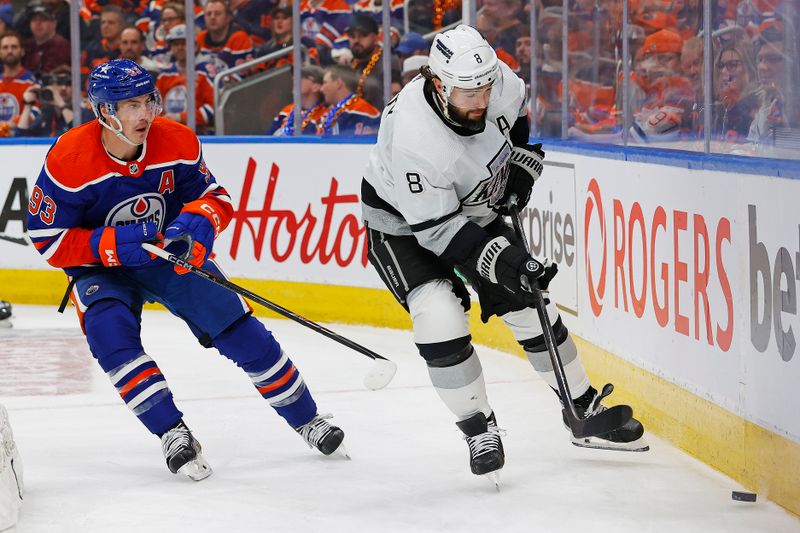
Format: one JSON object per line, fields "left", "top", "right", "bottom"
{"left": 182, "top": 200, "right": 222, "bottom": 237}
{"left": 93, "top": 227, "right": 119, "bottom": 267}
{"left": 476, "top": 236, "right": 511, "bottom": 283}
{"left": 509, "top": 144, "right": 544, "bottom": 182}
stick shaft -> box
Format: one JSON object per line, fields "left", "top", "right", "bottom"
{"left": 142, "top": 243, "right": 390, "bottom": 362}
{"left": 508, "top": 206, "right": 582, "bottom": 421}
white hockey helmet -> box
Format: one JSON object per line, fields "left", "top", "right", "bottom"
{"left": 427, "top": 25, "right": 500, "bottom": 99}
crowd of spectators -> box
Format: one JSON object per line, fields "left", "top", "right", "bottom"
{"left": 546, "top": 0, "right": 798, "bottom": 156}
{"left": 0, "top": 0, "right": 796, "bottom": 156}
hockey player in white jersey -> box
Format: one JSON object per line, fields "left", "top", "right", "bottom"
{"left": 361, "top": 25, "right": 648, "bottom": 485}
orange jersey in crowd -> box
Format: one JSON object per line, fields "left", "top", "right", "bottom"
{"left": 0, "top": 70, "right": 37, "bottom": 125}
{"left": 197, "top": 27, "right": 254, "bottom": 70}
{"left": 156, "top": 64, "right": 215, "bottom": 129}
{"left": 83, "top": 0, "right": 147, "bottom": 16}
{"left": 299, "top": 0, "right": 351, "bottom": 49}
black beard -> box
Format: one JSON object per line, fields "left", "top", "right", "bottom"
{"left": 446, "top": 102, "right": 487, "bottom": 131}
{"left": 352, "top": 46, "right": 373, "bottom": 61}
{"left": 2, "top": 57, "right": 21, "bottom": 68}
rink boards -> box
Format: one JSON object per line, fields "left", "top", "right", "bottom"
{"left": 1, "top": 138, "right": 799, "bottom": 515}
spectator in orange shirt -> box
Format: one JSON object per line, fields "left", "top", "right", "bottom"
{"left": 24, "top": 5, "right": 71, "bottom": 76}
{"left": 630, "top": 30, "right": 696, "bottom": 142}
{"left": 0, "top": 31, "right": 37, "bottom": 137}
{"left": 156, "top": 24, "right": 216, "bottom": 132}
{"left": 197, "top": 0, "right": 254, "bottom": 70}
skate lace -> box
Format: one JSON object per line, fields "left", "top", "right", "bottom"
{"left": 161, "top": 424, "right": 192, "bottom": 459}
{"left": 464, "top": 425, "right": 505, "bottom": 459}
{"left": 296, "top": 414, "right": 334, "bottom": 449}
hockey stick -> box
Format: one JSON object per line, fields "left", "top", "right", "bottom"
{"left": 508, "top": 203, "right": 632, "bottom": 438}
{"left": 141, "top": 243, "right": 397, "bottom": 391}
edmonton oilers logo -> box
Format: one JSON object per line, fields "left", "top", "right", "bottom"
{"left": 0, "top": 93, "right": 19, "bottom": 122}
{"left": 105, "top": 193, "right": 166, "bottom": 229}
{"left": 165, "top": 86, "right": 188, "bottom": 114}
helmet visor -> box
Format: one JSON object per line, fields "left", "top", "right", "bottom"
{"left": 113, "top": 90, "right": 163, "bottom": 122}
{"left": 447, "top": 83, "right": 494, "bottom": 111}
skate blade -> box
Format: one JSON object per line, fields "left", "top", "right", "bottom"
{"left": 177, "top": 454, "right": 213, "bottom": 481}
{"left": 333, "top": 442, "right": 351, "bottom": 460}
{"left": 570, "top": 434, "right": 650, "bottom": 452}
{"left": 484, "top": 470, "right": 501, "bottom": 491}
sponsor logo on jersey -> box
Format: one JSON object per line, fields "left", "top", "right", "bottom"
{"left": 86, "top": 284, "right": 99, "bottom": 296}
{"left": 105, "top": 193, "right": 166, "bottom": 229}
{"left": 0, "top": 93, "right": 20, "bottom": 122}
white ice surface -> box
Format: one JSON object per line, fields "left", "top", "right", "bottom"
{"left": 2, "top": 305, "right": 798, "bottom": 533}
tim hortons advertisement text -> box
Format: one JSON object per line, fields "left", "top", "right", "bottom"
{"left": 225, "top": 157, "right": 368, "bottom": 269}
{"left": 583, "top": 178, "right": 733, "bottom": 352}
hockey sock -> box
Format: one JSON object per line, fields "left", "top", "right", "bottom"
{"left": 84, "top": 300, "right": 182, "bottom": 435}
{"left": 421, "top": 338, "right": 492, "bottom": 420}
{"left": 503, "top": 306, "right": 591, "bottom": 399}
{"left": 213, "top": 315, "right": 316, "bottom": 428}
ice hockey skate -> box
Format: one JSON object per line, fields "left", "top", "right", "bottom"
{"left": 456, "top": 412, "right": 505, "bottom": 490}
{"left": 160, "top": 421, "right": 212, "bottom": 481}
{"left": 563, "top": 385, "right": 649, "bottom": 452}
{"left": 295, "top": 414, "right": 347, "bottom": 458}
{"left": 0, "top": 301, "right": 12, "bottom": 328}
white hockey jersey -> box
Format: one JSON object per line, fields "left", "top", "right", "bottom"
{"left": 362, "top": 61, "right": 526, "bottom": 257}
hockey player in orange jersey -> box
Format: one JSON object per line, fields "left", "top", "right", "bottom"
{"left": 27, "top": 59, "right": 347, "bottom": 481}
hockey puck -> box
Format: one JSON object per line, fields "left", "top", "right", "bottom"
{"left": 731, "top": 491, "right": 757, "bottom": 502}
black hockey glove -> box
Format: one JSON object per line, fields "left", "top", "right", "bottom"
{"left": 496, "top": 143, "right": 545, "bottom": 215}
{"left": 474, "top": 236, "right": 557, "bottom": 298}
